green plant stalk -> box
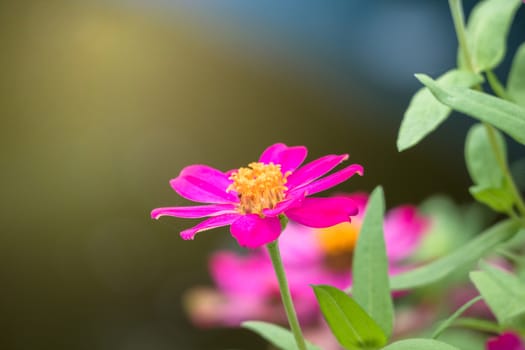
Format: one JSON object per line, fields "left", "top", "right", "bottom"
{"left": 453, "top": 317, "right": 525, "bottom": 337}
{"left": 448, "top": 0, "right": 475, "bottom": 72}
{"left": 267, "top": 240, "right": 307, "bottom": 350}
{"left": 448, "top": 0, "right": 525, "bottom": 221}
{"left": 452, "top": 317, "right": 502, "bottom": 334}
{"left": 496, "top": 248, "right": 525, "bottom": 264}
{"left": 431, "top": 295, "right": 483, "bottom": 339}
{"left": 484, "top": 123, "right": 525, "bottom": 218}
{"left": 486, "top": 70, "right": 513, "bottom": 101}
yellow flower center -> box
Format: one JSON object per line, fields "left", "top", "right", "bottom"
{"left": 317, "top": 221, "right": 362, "bottom": 255}
{"left": 227, "top": 162, "right": 290, "bottom": 215}
{"left": 317, "top": 220, "right": 362, "bottom": 271}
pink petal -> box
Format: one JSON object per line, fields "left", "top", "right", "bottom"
{"left": 179, "top": 165, "right": 232, "bottom": 189}
{"left": 384, "top": 206, "right": 430, "bottom": 261}
{"left": 340, "top": 192, "right": 369, "bottom": 220}
{"left": 259, "top": 143, "right": 308, "bottom": 173}
{"left": 151, "top": 204, "right": 237, "bottom": 219}
{"left": 284, "top": 196, "right": 358, "bottom": 228}
{"left": 262, "top": 191, "right": 306, "bottom": 217}
{"left": 230, "top": 215, "right": 282, "bottom": 248}
{"left": 487, "top": 332, "right": 525, "bottom": 350}
{"left": 277, "top": 221, "right": 323, "bottom": 266}
{"left": 180, "top": 214, "right": 241, "bottom": 240}
{"left": 290, "top": 163, "right": 364, "bottom": 196}
{"left": 286, "top": 154, "right": 349, "bottom": 189}
{"left": 210, "top": 251, "right": 273, "bottom": 296}
{"left": 170, "top": 165, "right": 238, "bottom": 204}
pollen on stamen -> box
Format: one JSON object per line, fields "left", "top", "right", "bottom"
{"left": 227, "top": 162, "right": 290, "bottom": 214}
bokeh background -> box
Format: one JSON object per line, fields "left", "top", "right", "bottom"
{"left": 1, "top": 1, "right": 523, "bottom": 349}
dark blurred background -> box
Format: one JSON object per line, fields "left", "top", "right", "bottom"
{"left": 0, "top": 1, "right": 523, "bottom": 349}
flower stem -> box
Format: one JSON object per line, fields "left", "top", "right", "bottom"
{"left": 266, "top": 240, "right": 307, "bottom": 350}
{"left": 448, "top": 0, "right": 474, "bottom": 72}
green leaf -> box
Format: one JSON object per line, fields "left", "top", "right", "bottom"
{"left": 508, "top": 43, "right": 525, "bottom": 107}
{"left": 466, "top": 0, "right": 522, "bottom": 72}
{"left": 389, "top": 219, "right": 520, "bottom": 290}
{"left": 465, "top": 123, "right": 513, "bottom": 212}
{"left": 469, "top": 185, "right": 514, "bottom": 212}
{"left": 242, "top": 321, "right": 321, "bottom": 350}
{"left": 312, "top": 285, "right": 387, "bottom": 350}
{"left": 482, "top": 263, "right": 525, "bottom": 322}
{"left": 481, "top": 262, "right": 525, "bottom": 300}
{"left": 397, "top": 70, "right": 482, "bottom": 151}
{"left": 352, "top": 186, "right": 394, "bottom": 338}
{"left": 470, "top": 268, "right": 525, "bottom": 328}
{"left": 382, "top": 339, "right": 460, "bottom": 350}
{"left": 416, "top": 74, "right": 525, "bottom": 145}
{"left": 465, "top": 123, "right": 507, "bottom": 187}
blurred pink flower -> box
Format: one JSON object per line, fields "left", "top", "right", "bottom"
{"left": 486, "top": 332, "right": 525, "bottom": 350}
{"left": 184, "top": 193, "right": 430, "bottom": 330}
{"left": 152, "top": 143, "right": 363, "bottom": 248}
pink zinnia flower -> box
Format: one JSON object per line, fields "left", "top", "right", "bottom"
{"left": 151, "top": 143, "right": 363, "bottom": 248}
{"left": 487, "top": 332, "right": 525, "bottom": 350}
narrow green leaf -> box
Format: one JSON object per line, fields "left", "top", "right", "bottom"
{"left": 416, "top": 74, "right": 525, "bottom": 145}
{"left": 469, "top": 185, "right": 514, "bottom": 212}
{"left": 352, "top": 186, "right": 394, "bottom": 338}
{"left": 312, "top": 285, "right": 387, "bottom": 350}
{"left": 389, "top": 219, "right": 520, "bottom": 290}
{"left": 382, "top": 339, "right": 460, "bottom": 350}
{"left": 465, "top": 123, "right": 507, "bottom": 187}
{"left": 242, "top": 321, "right": 321, "bottom": 350}
{"left": 398, "top": 70, "right": 482, "bottom": 151}
{"left": 508, "top": 43, "right": 525, "bottom": 107}
{"left": 466, "top": 0, "right": 522, "bottom": 72}
{"left": 470, "top": 269, "right": 525, "bottom": 328}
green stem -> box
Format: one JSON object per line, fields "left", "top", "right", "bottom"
{"left": 496, "top": 248, "right": 525, "bottom": 264}
{"left": 484, "top": 122, "right": 525, "bottom": 218}
{"left": 267, "top": 240, "right": 307, "bottom": 350}
{"left": 453, "top": 317, "right": 525, "bottom": 337}
{"left": 432, "top": 295, "right": 483, "bottom": 339}
{"left": 452, "top": 317, "right": 502, "bottom": 334}
{"left": 448, "top": 0, "right": 475, "bottom": 72}
{"left": 486, "top": 70, "right": 513, "bottom": 101}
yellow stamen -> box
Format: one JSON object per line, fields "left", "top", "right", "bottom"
{"left": 317, "top": 221, "right": 362, "bottom": 256}
{"left": 227, "top": 162, "right": 290, "bottom": 214}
